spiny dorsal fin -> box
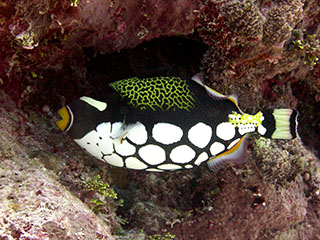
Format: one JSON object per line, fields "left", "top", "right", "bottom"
{"left": 191, "top": 73, "right": 243, "bottom": 113}
{"left": 191, "top": 72, "right": 205, "bottom": 86}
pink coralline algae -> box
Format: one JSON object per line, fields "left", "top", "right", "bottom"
{"left": 0, "top": 93, "right": 114, "bottom": 240}
{"left": 2, "top": 0, "right": 199, "bottom": 52}
{"left": 0, "top": 0, "right": 200, "bottom": 108}
{"left": 64, "top": 0, "right": 199, "bottom": 52}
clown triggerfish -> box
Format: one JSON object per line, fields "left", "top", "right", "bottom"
{"left": 56, "top": 73, "right": 298, "bottom": 172}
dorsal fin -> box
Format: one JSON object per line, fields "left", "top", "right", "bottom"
{"left": 191, "top": 72, "right": 243, "bottom": 113}
{"left": 205, "top": 86, "right": 240, "bottom": 108}
{"left": 191, "top": 72, "right": 205, "bottom": 86}
{"left": 191, "top": 72, "right": 228, "bottom": 100}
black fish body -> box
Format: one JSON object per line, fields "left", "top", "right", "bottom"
{"left": 56, "top": 74, "right": 298, "bottom": 172}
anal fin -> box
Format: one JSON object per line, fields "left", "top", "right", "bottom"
{"left": 207, "top": 135, "right": 248, "bottom": 171}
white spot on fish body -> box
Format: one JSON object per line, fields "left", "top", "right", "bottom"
{"left": 152, "top": 123, "right": 183, "bottom": 145}
{"left": 188, "top": 122, "right": 212, "bottom": 148}
{"left": 258, "top": 124, "right": 267, "bottom": 135}
{"left": 194, "top": 152, "right": 209, "bottom": 166}
{"left": 210, "top": 142, "right": 225, "bottom": 156}
{"left": 216, "top": 122, "right": 236, "bottom": 140}
{"left": 125, "top": 157, "right": 148, "bottom": 170}
{"left": 114, "top": 140, "right": 136, "bottom": 156}
{"left": 146, "top": 168, "right": 164, "bottom": 172}
{"left": 185, "top": 164, "right": 193, "bottom": 169}
{"left": 138, "top": 144, "right": 166, "bottom": 165}
{"left": 126, "top": 122, "right": 148, "bottom": 145}
{"left": 170, "top": 145, "right": 196, "bottom": 163}
{"left": 157, "top": 164, "right": 182, "bottom": 170}
{"left": 102, "top": 153, "right": 124, "bottom": 167}
{"left": 96, "top": 122, "right": 111, "bottom": 134}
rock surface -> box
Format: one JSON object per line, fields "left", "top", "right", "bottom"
{"left": 0, "top": 92, "right": 114, "bottom": 239}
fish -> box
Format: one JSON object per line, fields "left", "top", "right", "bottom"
{"left": 56, "top": 73, "right": 298, "bottom": 172}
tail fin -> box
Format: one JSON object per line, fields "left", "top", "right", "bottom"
{"left": 258, "top": 109, "right": 298, "bottom": 139}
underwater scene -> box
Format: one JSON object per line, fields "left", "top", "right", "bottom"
{"left": 0, "top": 0, "right": 319, "bottom": 239}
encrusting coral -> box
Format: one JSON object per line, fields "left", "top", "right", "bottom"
{"left": 220, "top": 0, "right": 264, "bottom": 39}
{"left": 262, "top": 0, "right": 304, "bottom": 46}
{"left": 198, "top": 0, "right": 311, "bottom": 113}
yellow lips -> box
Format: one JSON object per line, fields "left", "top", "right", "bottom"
{"left": 56, "top": 107, "right": 70, "bottom": 131}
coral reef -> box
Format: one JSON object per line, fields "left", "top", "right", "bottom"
{"left": 0, "top": 0, "right": 320, "bottom": 239}
{"left": 220, "top": 0, "right": 263, "bottom": 39}
{"left": 199, "top": 0, "right": 306, "bottom": 111}
{"left": 262, "top": 0, "right": 304, "bottom": 46}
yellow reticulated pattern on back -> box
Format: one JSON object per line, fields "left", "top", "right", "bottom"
{"left": 110, "top": 77, "right": 195, "bottom": 111}
{"left": 228, "top": 111, "right": 264, "bottom": 126}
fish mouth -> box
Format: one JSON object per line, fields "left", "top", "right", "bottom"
{"left": 56, "top": 106, "right": 73, "bottom": 132}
